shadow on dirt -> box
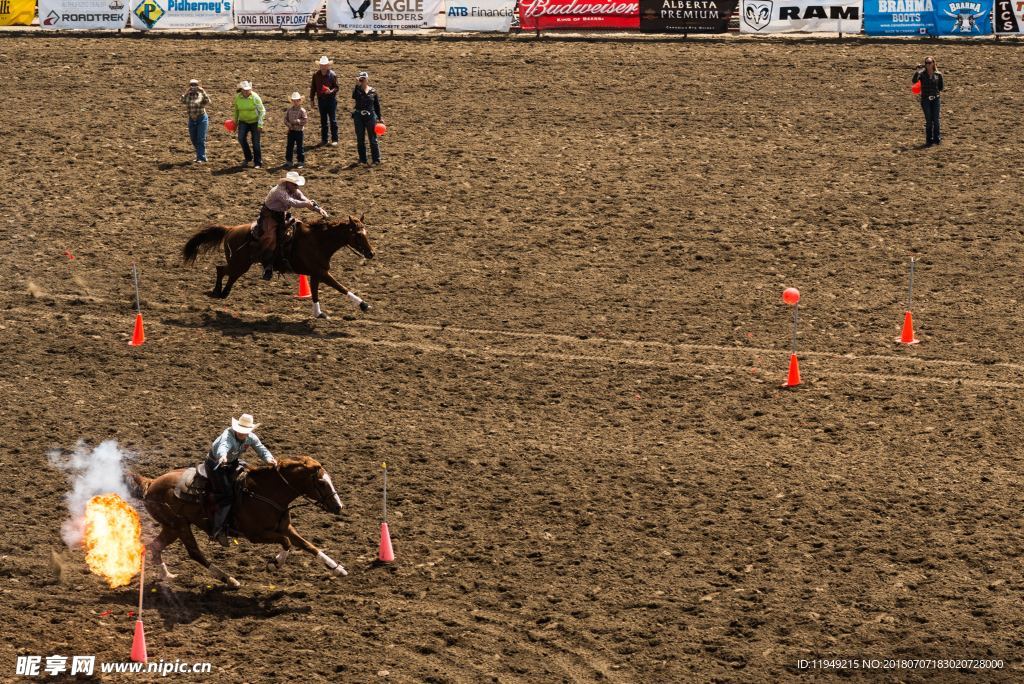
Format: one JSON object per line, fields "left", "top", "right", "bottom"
{"left": 100, "top": 583, "right": 312, "bottom": 628}
{"left": 163, "top": 310, "right": 356, "bottom": 339}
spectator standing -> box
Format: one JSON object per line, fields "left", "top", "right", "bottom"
{"left": 284, "top": 92, "right": 308, "bottom": 169}
{"left": 351, "top": 71, "right": 384, "bottom": 167}
{"left": 912, "top": 56, "right": 944, "bottom": 147}
{"left": 181, "top": 78, "right": 211, "bottom": 163}
{"left": 309, "top": 56, "right": 339, "bottom": 147}
{"left": 232, "top": 80, "right": 266, "bottom": 169}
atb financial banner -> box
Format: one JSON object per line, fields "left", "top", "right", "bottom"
{"left": 234, "top": 0, "right": 321, "bottom": 29}
{"left": 444, "top": 0, "right": 515, "bottom": 31}
{"left": 740, "top": 0, "right": 862, "bottom": 32}
{"left": 327, "top": 0, "right": 444, "bottom": 30}
{"left": 640, "top": 0, "right": 737, "bottom": 31}
{"left": 130, "top": 0, "right": 234, "bottom": 29}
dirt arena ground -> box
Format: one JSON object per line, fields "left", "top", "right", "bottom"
{"left": 1, "top": 32, "right": 1024, "bottom": 682}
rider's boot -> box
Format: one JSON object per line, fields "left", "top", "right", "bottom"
{"left": 212, "top": 504, "right": 232, "bottom": 547}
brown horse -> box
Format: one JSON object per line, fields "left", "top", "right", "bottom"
{"left": 125, "top": 456, "right": 348, "bottom": 587}
{"left": 183, "top": 214, "right": 375, "bottom": 319}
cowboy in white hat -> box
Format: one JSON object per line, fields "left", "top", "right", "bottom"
{"left": 310, "top": 55, "right": 340, "bottom": 147}
{"left": 206, "top": 414, "right": 277, "bottom": 545}
{"left": 257, "top": 170, "right": 327, "bottom": 280}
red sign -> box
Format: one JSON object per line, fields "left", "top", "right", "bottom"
{"left": 519, "top": 0, "right": 640, "bottom": 29}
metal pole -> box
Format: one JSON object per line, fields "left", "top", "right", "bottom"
{"left": 791, "top": 302, "right": 799, "bottom": 355}
{"left": 132, "top": 263, "right": 141, "bottom": 314}
{"left": 908, "top": 257, "right": 916, "bottom": 310}
{"left": 382, "top": 462, "right": 387, "bottom": 523}
{"left": 137, "top": 548, "right": 145, "bottom": 618}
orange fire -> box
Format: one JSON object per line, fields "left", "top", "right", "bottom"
{"left": 83, "top": 494, "right": 144, "bottom": 588}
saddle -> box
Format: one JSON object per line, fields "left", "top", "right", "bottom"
{"left": 250, "top": 209, "right": 299, "bottom": 273}
{"left": 173, "top": 460, "right": 249, "bottom": 504}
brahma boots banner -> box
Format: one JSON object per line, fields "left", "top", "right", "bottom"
{"left": 0, "top": 0, "right": 36, "bottom": 25}
{"left": 445, "top": 0, "right": 515, "bottom": 30}
{"left": 863, "top": 0, "right": 936, "bottom": 34}
{"left": 932, "top": 0, "right": 991, "bottom": 33}
{"left": 130, "top": 0, "right": 234, "bottom": 29}
{"left": 640, "top": 0, "right": 737, "bottom": 32}
{"left": 39, "top": 0, "right": 130, "bottom": 28}
{"left": 995, "top": 0, "right": 1024, "bottom": 32}
{"left": 518, "top": 0, "right": 640, "bottom": 29}
{"left": 740, "top": 0, "right": 862, "bottom": 31}
{"left": 327, "top": 0, "right": 444, "bottom": 30}
{"left": 234, "top": 0, "right": 321, "bottom": 28}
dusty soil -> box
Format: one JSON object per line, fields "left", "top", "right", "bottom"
{"left": 1, "top": 32, "right": 1024, "bottom": 682}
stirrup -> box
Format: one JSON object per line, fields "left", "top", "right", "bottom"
{"left": 213, "top": 529, "right": 229, "bottom": 547}
{"left": 262, "top": 265, "right": 273, "bottom": 280}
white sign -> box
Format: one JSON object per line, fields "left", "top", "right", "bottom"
{"left": 444, "top": 0, "right": 515, "bottom": 30}
{"left": 234, "top": 0, "right": 321, "bottom": 29}
{"left": 129, "top": 0, "right": 234, "bottom": 29}
{"left": 39, "top": 0, "right": 130, "bottom": 29}
{"left": 740, "top": 0, "right": 862, "bottom": 31}
{"left": 327, "top": 0, "right": 444, "bottom": 30}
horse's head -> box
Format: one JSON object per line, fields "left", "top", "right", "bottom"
{"left": 276, "top": 456, "right": 343, "bottom": 515}
{"left": 334, "top": 213, "right": 374, "bottom": 260}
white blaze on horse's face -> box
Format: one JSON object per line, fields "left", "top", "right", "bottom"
{"left": 320, "top": 471, "right": 343, "bottom": 510}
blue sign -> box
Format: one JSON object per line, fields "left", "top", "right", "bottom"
{"left": 863, "top": 0, "right": 936, "bottom": 34}
{"left": 932, "top": 0, "right": 992, "bottom": 33}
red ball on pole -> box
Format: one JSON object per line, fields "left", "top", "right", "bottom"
{"left": 782, "top": 287, "right": 800, "bottom": 305}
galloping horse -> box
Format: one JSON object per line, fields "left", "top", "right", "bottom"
{"left": 183, "top": 214, "right": 375, "bottom": 319}
{"left": 125, "top": 456, "right": 348, "bottom": 587}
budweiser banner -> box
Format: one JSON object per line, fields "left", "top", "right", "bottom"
{"left": 740, "top": 0, "right": 862, "bottom": 31}
{"left": 327, "top": 0, "right": 444, "bottom": 30}
{"left": 0, "top": 0, "right": 36, "bottom": 25}
{"left": 234, "top": 0, "right": 321, "bottom": 29}
{"left": 129, "top": 0, "right": 234, "bottom": 29}
{"left": 518, "top": 0, "right": 640, "bottom": 29}
{"left": 444, "top": 0, "right": 515, "bottom": 30}
{"left": 640, "top": 0, "right": 737, "bottom": 31}
{"left": 995, "top": 0, "right": 1024, "bottom": 32}
{"left": 931, "top": 0, "right": 991, "bottom": 33}
{"left": 863, "top": 0, "right": 936, "bottom": 34}
{"left": 39, "top": 0, "right": 131, "bottom": 28}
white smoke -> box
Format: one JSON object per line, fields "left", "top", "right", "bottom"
{"left": 48, "top": 440, "right": 133, "bottom": 548}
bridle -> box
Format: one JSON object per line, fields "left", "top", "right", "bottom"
{"left": 243, "top": 465, "right": 334, "bottom": 514}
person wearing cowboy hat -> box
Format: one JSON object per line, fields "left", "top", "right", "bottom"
{"left": 205, "top": 414, "right": 276, "bottom": 546}
{"left": 283, "top": 92, "right": 308, "bottom": 170}
{"left": 232, "top": 80, "right": 266, "bottom": 168}
{"left": 181, "top": 78, "right": 211, "bottom": 163}
{"left": 352, "top": 70, "right": 384, "bottom": 167}
{"left": 309, "top": 56, "right": 340, "bottom": 147}
{"left": 257, "top": 170, "right": 327, "bottom": 280}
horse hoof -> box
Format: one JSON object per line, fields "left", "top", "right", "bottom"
{"left": 225, "top": 576, "right": 241, "bottom": 588}
{"left": 208, "top": 291, "right": 221, "bottom": 299}
{"left": 359, "top": 302, "right": 370, "bottom": 313}
{"left": 333, "top": 565, "right": 348, "bottom": 577}
{"left": 316, "top": 312, "right": 330, "bottom": 320}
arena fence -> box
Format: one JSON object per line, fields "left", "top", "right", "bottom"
{"left": 2, "top": 0, "right": 1022, "bottom": 37}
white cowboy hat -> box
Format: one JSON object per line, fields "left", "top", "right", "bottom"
{"left": 290, "top": 92, "right": 302, "bottom": 101}
{"left": 231, "top": 413, "right": 259, "bottom": 435}
{"left": 280, "top": 171, "right": 305, "bottom": 186}
{"left": 239, "top": 80, "right": 252, "bottom": 90}
{"left": 357, "top": 71, "right": 369, "bottom": 80}
{"left": 319, "top": 56, "right": 331, "bottom": 65}
{"left": 188, "top": 79, "right": 199, "bottom": 85}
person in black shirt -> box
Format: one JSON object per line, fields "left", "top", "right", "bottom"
{"left": 352, "top": 71, "right": 384, "bottom": 166}
{"left": 912, "top": 56, "right": 944, "bottom": 147}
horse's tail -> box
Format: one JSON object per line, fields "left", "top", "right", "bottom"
{"left": 124, "top": 470, "right": 151, "bottom": 500}
{"left": 183, "top": 225, "right": 229, "bottom": 265}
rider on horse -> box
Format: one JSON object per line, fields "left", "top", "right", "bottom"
{"left": 206, "top": 413, "right": 277, "bottom": 545}
{"left": 258, "top": 171, "right": 327, "bottom": 280}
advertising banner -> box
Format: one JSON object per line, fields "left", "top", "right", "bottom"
{"left": 640, "top": 0, "right": 737, "bottom": 32}
{"left": 863, "top": 0, "right": 935, "bottom": 34}
{"left": 39, "top": 0, "right": 130, "bottom": 28}
{"left": 234, "top": 0, "right": 321, "bottom": 29}
{"left": 444, "top": 0, "right": 515, "bottom": 30}
{"left": 518, "top": 0, "right": 640, "bottom": 30}
{"left": 327, "top": 0, "right": 444, "bottom": 30}
{"left": 932, "top": 0, "right": 991, "bottom": 33}
{"left": 740, "top": 0, "right": 862, "bottom": 32}
{"left": 995, "top": 0, "right": 1024, "bottom": 32}
{"left": 129, "top": 0, "right": 233, "bottom": 29}
{"left": 0, "top": 0, "right": 37, "bottom": 25}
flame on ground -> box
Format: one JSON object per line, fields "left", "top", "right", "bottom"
{"left": 83, "top": 494, "right": 143, "bottom": 588}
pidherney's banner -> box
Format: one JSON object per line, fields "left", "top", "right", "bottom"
{"left": 640, "top": 0, "right": 737, "bottom": 32}
{"left": 0, "top": 0, "right": 36, "bottom": 25}
{"left": 130, "top": 0, "right": 234, "bottom": 29}
{"left": 518, "top": 0, "right": 640, "bottom": 30}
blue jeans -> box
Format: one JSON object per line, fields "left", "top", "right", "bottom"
{"left": 318, "top": 96, "right": 338, "bottom": 144}
{"left": 237, "top": 121, "right": 262, "bottom": 165}
{"left": 188, "top": 114, "right": 208, "bottom": 161}
{"left": 921, "top": 97, "right": 940, "bottom": 145}
{"left": 286, "top": 130, "right": 305, "bottom": 164}
{"left": 353, "top": 111, "right": 380, "bottom": 164}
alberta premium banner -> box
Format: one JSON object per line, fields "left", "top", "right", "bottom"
{"left": 327, "top": 0, "right": 444, "bottom": 30}
{"left": 995, "top": 0, "right": 1024, "bottom": 32}
{"left": 0, "top": 0, "right": 36, "bottom": 25}
{"left": 518, "top": 0, "right": 640, "bottom": 29}
{"left": 740, "top": 0, "right": 861, "bottom": 31}
{"left": 129, "top": 0, "right": 234, "bottom": 29}
{"left": 444, "top": 0, "right": 515, "bottom": 30}
{"left": 39, "top": 0, "right": 131, "bottom": 28}
{"left": 640, "top": 0, "right": 737, "bottom": 32}
{"left": 234, "top": 0, "right": 321, "bottom": 29}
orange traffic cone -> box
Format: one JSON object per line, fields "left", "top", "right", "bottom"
{"left": 130, "top": 619, "right": 148, "bottom": 663}
{"left": 128, "top": 313, "right": 145, "bottom": 346}
{"left": 295, "top": 275, "right": 312, "bottom": 299}
{"left": 784, "top": 354, "right": 801, "bottom": 388}
{"left": 897, "top": 311, "right": 920, "bottom": 345}
{"left": 378, "top": 522, "right": 394, "bottom": 563}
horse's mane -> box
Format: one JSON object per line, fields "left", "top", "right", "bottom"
{"left": 248, "top": 455, "right": 320, "bottom": 472}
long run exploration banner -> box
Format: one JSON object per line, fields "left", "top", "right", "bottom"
{"left": 327, "top": 0, "right": 444, "bottom": 30}
{"left": 234, "top": 0, "right": 321, "bottom": 29}
{"left": 39, "top": 0, "right": 131, "bottom": 28}
{"left": 518, "top": 0, "right": 640, "bottom": 30}
{"left": 740, "top": 0, "right": 862, "bottom": 32}
{"left": 640, "top": 0, "right": 737, "bottom": 32}
{"left": 130, "top": 0, "right": 234, "bottom": 29}
{"left": 863, "top": 0, "right": 936, "bottom": 34}
{"left": 444, "top": 0, "right": 516, "bottom": 30}
{"left": 0, "top": 0, "right": 36, "bottom": 24}
{"left": 995, "top": 0, "right": 1024, "bottom": 32}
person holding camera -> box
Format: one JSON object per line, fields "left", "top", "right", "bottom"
{"left": 181, "top": 79, "right": 211, "bottom": 163}
{"left": 912, "top": 56, "right": 944, "bottom": 147}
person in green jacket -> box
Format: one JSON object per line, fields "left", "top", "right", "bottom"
{"left": 232, "top": 80, "right": 266, "bottom": 169}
